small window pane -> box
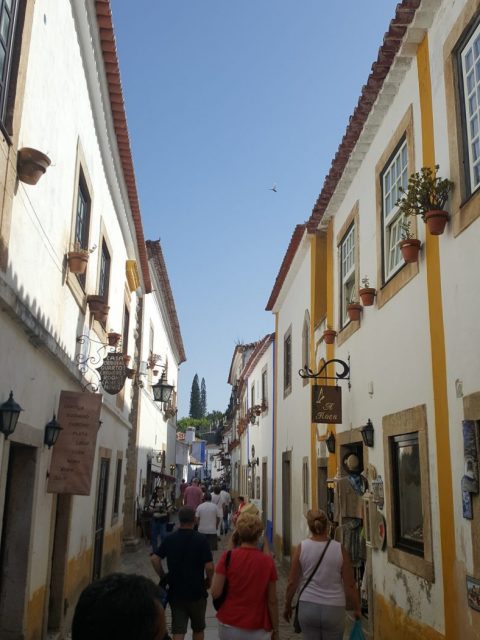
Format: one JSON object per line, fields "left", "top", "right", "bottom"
{"left": 0, "top": 11, "right": 10, "bottom": 45}
{"left": 461, "top": 24, "right": 480, "bottom": 194}
{"left": 382, "top": 138, "right": 408, "bottom": 279}
{"left": 5, "top": 0, "right": 12, "bottom": 10}
{"left": 0, "top": 43, "right": 5, "bottom": 79}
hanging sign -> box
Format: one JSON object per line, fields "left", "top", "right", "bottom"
{"left": 47, "top": 391, "right": 102, "bottom": 495}
{"left": 312, "top": 385, "right": 342, "bottom": 423}
{"left": 97, "top": 352, "right": 127, "bottom": 395}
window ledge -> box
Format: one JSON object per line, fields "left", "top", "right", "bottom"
{"left": 377, "top": 261, "right": 419, "bottom": 309}
{"left": 453, "top": 187, "right": 480, "bottom": 236}
{"left": 66, "top": 272, "right": 87, "bottom": 312}
{"left": 337, "top": 318, "right": 359, "bottom": 346}
{"left": 387, "top": 547, "right": 434, "bottom": 582}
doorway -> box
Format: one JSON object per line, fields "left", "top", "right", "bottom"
{"left": 261, "top": 460, "right": 267, "bottom": 528}
{"left": 0, "top": 443, "right": 36, "bottom": 639}
{"left": 281, "top": 451, "right": 291, "bottom": 557}
{"left": 317, "top": 458, "right": 328, "bottom": 513}
{"left": 48, "top": 494, "right": 72, "bottom": 632}
{"left": 92, "top": 457, "right": 110, "bottom": 581}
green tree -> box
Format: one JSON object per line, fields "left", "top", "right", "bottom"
{"left": 189, "top": 374, "right": 202, "bottom": 419}
{"left": 200, "top": 377, "right": 207, "bottom": 417}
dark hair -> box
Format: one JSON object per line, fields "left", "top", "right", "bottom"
{"left": 213, "top": 485, "right": 221, "bottom": 495}
{"left": 178, "top": 506, "right": 196, "bottom": 523}
{"left": 239, "top": 496, "right": 244, "bottom": 502}
{"left": 204, "top": 492, "right": 212, "bottom": 501}
{"left": 221, "top": 484, "right": 227, "bottom": 491}
{"left": 71, "top": 573, "right": 164, "bottom": 640}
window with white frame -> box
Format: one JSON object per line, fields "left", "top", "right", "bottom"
{"left": 339, "top": 224, "right": 355, "bottom": 327}
{"left": 460, "top": 21, "right": 480, "bottom": 195}
{"left": 261, "top": 368, "right": 268, "bottom": 410}
{"left": 381, "top": 138, "right": 408, "bottom": 280}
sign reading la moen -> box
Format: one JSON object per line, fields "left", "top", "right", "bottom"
{"left": 97, "top": 352, "right": 126, "bottom": 395}
{"left": 312, "top": 385, "right": 342, "bottom": 423}
{"left": 47, "top": 391, "right": 102, "bottom": 495}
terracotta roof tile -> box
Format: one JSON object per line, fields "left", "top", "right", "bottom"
{"left": 306, "top": 0, "right": 420, "bottom": 233}
{"left": 94, "top": 1, "right": 151, "bottom": 293}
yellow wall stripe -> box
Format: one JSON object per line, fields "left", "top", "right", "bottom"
{"left": 417, "top": 35, "right": 456, "bottom": 638}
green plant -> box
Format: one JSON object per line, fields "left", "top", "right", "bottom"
{"left": 396, "top": 165, "right": 453, "bottom": 220}
{"left": 400, "top": 219, "right": 415, "bottom": 241}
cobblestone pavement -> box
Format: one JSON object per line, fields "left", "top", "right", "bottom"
{"left": 120, "top": 533, "right": 359, "bottom": 640}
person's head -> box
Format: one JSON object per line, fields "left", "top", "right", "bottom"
{"left": 181, "top": 478, "right": 185, "bottom": 483}
{"left": 178, "top": 506, "right": 196, "bottom": 527}
{"left": 192, "top": 478, "right": 200, "bottom": 486}
{"left": 240, "top": 502, "right": 260, "bottom": 517}
{"left": 306, "top": 509, "right": 328, "bottom": 536}
{"left": 71, "top": 573, "right": 166, "bottom": 640}
{"left": 204, "top": 492, "right": 212, "bottom": 502}
{"left": 235, "top": 513, "right": 264, "bottom": 544}
{"left": 213, "top": 485, "right": 221, "bottom": 495}
{"left": 238, "top": 495, "right": 245, "bottom": 503}
{"left": 154, "top": 487, "right": 161, "bottom": 495}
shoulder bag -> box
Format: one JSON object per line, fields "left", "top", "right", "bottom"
{"left": 212, "top": 550, "right": 232, "bottom": 611}
{"left": 293, "top": 539, "right": 331, "bottom": 633}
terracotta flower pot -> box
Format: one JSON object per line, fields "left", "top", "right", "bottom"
{"left": 123, "top": 355, "right": 131, "bottom": 365}
{"left": 87, "top": 295, "right": 109, "bottom": 323}
{"left": 152, "top": 369, "right": 159, "bottom": 376}
{"left": 347, "top": 303, "right": 362, "bottom": 322}
{"left": 359, "top": 287, "right": 376, "bottom": 307}
{"left": 17, "top": 147, "right": 51, "bottom": 185}
{"left": 107, "top": 332, "right": 121, "bottom": 347}
{"left": 399, "top": 239, "right": 421, "bottom": 263}
{"left": 67, "top": 251, "right": 89, "bottom": 275}
{"left": 323, "top": 329, "right": 337, "bottom": 344}
{"left": 425, "top": 210, "right": 449, "bottom": 235}
{"left": 255, "top": 408, "right": 262, "bottom": 416}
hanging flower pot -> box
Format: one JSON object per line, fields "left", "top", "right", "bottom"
{"left": 17, "top": 147, "right": 51, "bottom": 185}
{"left": 347, "top": 303, "right": 362, "bottom": 322}
{"left": 359, "top": 288, "right": 376, "bottom": 307}
{"left": 152, "top": 369, "right": 159, "bottom": 376}
{"left": 107, "top": 331, "right": 121, "bottom": 347}
{"left": 123, "top": 354, "right": 131, "bottom": 365}
{"left": 126, "top": 367, "right": 136, "bottom": 380}
{"left": 87, "top": 295, "right": 109, "bottom": 323}
{"left": 66, "top": 250, "right": 89, "bottom": 274}
{"left": 424, "top": 210, "right": 449, "bottom": 235}
{"left": 399, "top": 239, "right": 421, "bottom": 263}
{"left": 323, "top": 329, "right": 337, "bottom": 344}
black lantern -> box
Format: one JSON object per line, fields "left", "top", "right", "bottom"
{"left": 152, "top": 373, "right": 174, "bottom": 403}
{"left": 361, "top": 419, "right": 374, "bottom": 447}
{"left": 0, "top": 391, "right": 23, "bottom": 439}
{"left": 44, "top": 414, "right": 63, "bottom": 449}
{"left": 325, "top": 431, "right": 336, "bottom": 454}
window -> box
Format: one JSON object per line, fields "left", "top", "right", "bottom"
{"left": 459, "top": 20, "right": 480, "bottom": 195}
{"left": 98, "top": 239, "right": 111, "bottom": 302}
{"left": 391, "top": 432, "right": 423, "bottom": 556}
{"left": 381, "top": 138, "right": 408, "bottom": 280}
{"left": 339, "top": 225, "right": 355, "bottom": 327}
{"left": 0, "top": 0, "right": 18, "bottom": 124}
{"left": 112, "top": 458, "right": 122, "bottom": 522}
{"left": 261, "top": 368, "right": 268, "bottom": 409}
{"left": 74, "top": 173, "right": 91, "bottom": 289}
{"left": 122, "top": 305, "right": 129, "bottom": 355}
{"left": 302, "top": 457, "right": 309, "bottom": 512}
{"left": 284, "top": 329, "right": 292, "bottom": 396}
{"left": 251, "top": 383, "right": 255, "bottom": 410}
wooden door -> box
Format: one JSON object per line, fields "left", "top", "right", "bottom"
{"left": 92, "top": 458, "right": 110, "bottom": 580}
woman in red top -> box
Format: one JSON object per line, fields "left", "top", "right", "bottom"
{"left": 211, "top": 513, "right": 278, "bottom": 640}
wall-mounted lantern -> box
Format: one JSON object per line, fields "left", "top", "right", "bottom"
{"left": 152, "top": 372, "right": 174, "bottom": 403}
{"left": 44, "top": 414, "right": 63, "bottom": 449}
{"left": 361, "top": 419, "right": 374, "bottom": 448}
{"left": 0, "top": 391, "right": 23, "bottom": 439}
{"left": 325, "top": 431, "right": 336, "bottom": 454}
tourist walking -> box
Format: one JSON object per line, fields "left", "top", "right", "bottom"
{"left": 147, "top": 487, "right": 171, "bottom": 554}
{"left": 219, "top": 484, "right": 231, "bottom": 534}
{"left": 196, "top": 492, "right": 220, "bottom": 550}
{"left": 183, "top": 477, "right": 204, "bottom": 510}
{"left": 283, "top": 509, "right": 360, "bottom": 640}
{"left": 151, "top": 506, "right": 214, "bottom": 640}
{"left": 211, "top": 512, "right": 279, "bottom": 640}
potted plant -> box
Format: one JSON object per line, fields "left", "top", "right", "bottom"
{"left": 107, "top": 331, "right": 121, "bottom": 347}
{"left": 126, "top": 367, "right": 136, "bottom": 380}
{"left": 66, "top": 242, "right": 90, "bottom": 275}
{"left": 347, "top": 298, "right": 362, "bottom": 322}
{"left": 359, "top": 276, "right": 376, "bottom": 306}
{"left": 399, "top": 219, "right": 422, "bottom": 263}
{"left": 17, "top": 147, "right": 51, "bottom": 185}
{"left": 86, "top": 295, "right": 109, "bottom": 323}
{"left": 322, "top": 327, "right": 337, "bottom": 344}
{"left": 396, "top": 165, "right": 453, "bottom": 235}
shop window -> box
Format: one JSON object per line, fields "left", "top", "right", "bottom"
{"left": 391, "top": 432, "right": 423, "bottom": 556}
{"left": 112, "top": 458, "right": 122, "bottom": 522}
{"left": 381, "top": 138, "right": 408, "bottom": 281}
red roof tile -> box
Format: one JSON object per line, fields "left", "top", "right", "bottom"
{"left": 94, "top": 1, "right": 151, "bottom": 293}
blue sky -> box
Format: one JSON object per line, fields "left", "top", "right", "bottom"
{"left": 111, "top": 0, "right": 399, "bottom": 417}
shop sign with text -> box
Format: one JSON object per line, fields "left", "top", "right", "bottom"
{"left": 312, "top": 385, "right": 342, "bottom": 423}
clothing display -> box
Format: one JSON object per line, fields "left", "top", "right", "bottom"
{"left": 333, "top": 476, "right": 363, "bottom": 521}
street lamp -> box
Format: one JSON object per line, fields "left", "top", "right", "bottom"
{"left": 44, "top": 414, "right": 63, "bottom": 449}
{"left": 325, "top": 431, "right": 336, "bottom": 454}
{"left": 361, "top": 419, "right": 374, "bottom": 447}
{"left": 0, "top": 391, "right": 23, "bottom": 439}
{"left": 152, "top": 372, "right": 174, "bottom": 403}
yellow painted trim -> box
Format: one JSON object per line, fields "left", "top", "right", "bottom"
{"left": 326, "top": 220, "right": 337, "bottom": 479}
{"left": 126, "top": 260, "right": 140, "bottom": 292}
{"left": 417, "top": 35, "right": 456, "bottom": 638}
{"left": 310, "top": 234, "right": 317, "bottom": 508}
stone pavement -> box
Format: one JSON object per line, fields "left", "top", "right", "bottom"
{"left": 120, "top": 533, "right": 359, "bottom": 639}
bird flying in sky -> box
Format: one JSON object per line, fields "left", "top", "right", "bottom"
{"left": 269, "top": 184, "right": 278, "bottom": 192}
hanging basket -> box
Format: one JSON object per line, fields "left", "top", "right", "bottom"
{"left": 399, "top": 239, "right": 421, "bottom": 263}
{"left": 425, "top": 210, "right": 449, "bottom": 235}
{"left": 17, "top": 147, "right": 51, "bottom": 185}
{"left": 323, "top": 329, "right": 337, "bottom": 344}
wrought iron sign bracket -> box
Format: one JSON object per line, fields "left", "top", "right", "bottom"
{"left": 299, "top": 356, "right": 351, "bottom": 390}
